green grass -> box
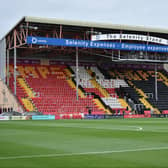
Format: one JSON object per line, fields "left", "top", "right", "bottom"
{"left": 0, "top": 118, "right": 168, "bottom": 168}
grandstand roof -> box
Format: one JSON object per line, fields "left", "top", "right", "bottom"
{"left": 3, "top": 16, "right": 168, "bottom": 40}
{"left": 25, "top": 16, "right": 168, "bottom": 34}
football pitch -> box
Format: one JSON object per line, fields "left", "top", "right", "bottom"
{"left": 0, "top": 118, "right": 168, "bottom": 168}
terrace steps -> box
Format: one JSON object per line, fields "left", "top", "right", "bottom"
{"left": 17, "top": 78, "right": 35, "bottom": 98}
{"left": 93, "top": 98, "right": 111, "bottom": 114}
{"left": 118, "top": 98, "right": 131, "bottom": 111}
{"left": 21, "top": 98, "right": 36, "bottom": 111}
{"left": 90, "top": 79, "right": 109, "bottom": 97}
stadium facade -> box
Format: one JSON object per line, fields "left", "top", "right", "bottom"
{"left": 1, "top": 16, "right": 168, "bottom": 117}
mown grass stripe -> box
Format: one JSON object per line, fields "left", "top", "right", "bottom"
{"left": 0, "top": 146, "right": 168, "bottom": 160}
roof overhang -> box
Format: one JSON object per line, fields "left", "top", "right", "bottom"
{"left": 25, "top": 16, "right": 168, "bottom": 34}
{"left": 2, "top": 16, "right": 168, "bottom": 40}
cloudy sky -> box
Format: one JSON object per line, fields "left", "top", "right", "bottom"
{"left": 0, "top": 0, "right": 168, "bottom": 39}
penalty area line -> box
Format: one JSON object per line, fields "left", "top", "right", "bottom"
{"left": 0, "top": 146, "right": 168, "bottom": 160}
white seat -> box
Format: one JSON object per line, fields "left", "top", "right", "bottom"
{"left": 71, "top": 66, "right": 94, "bottom": 88}
{"left": 102, "top": 97, "right": 123, "bottom": 108}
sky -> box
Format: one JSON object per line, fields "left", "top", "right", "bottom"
{"left": 0, "top": 0, "right": 168, "bottom": 39}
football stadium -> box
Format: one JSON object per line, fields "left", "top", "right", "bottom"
{"left": 0, "top": 16, "right": 168, "bottom": 167}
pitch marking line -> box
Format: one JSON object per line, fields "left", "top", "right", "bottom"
{"left": 50, "top": 124, "right": 143, "bottom": 132}
{"left": 0, "top": 146, "right": 168, "bottom": 160}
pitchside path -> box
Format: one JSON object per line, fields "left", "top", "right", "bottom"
{"left": 0, "top": 119, "right": 168, "bottom": 168}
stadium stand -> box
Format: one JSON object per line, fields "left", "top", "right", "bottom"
{"left": 70, "top": 65, "right": 129, "bottom": 113}
{"left": 1, "top": 16, "right": 168, "bottom": 118}
{"left": 9, "top": 64, "right": 108, "bottom": 115}
{"left": 134, "top": 77, "right": 168, "bottom": 112}
{"left": 107, "top": 66, "right": 168, "bottom": 114}
{"left": 8, "top": 60, "right": 168, "bottom": 115}
{"left": 1, "top": 16, "right": 168, "bottom": 121}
